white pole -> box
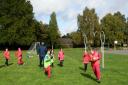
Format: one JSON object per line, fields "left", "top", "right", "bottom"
{"left": 100, "top": 31, "right": 105, "bottom": 69}
{"left": 83, "top": 34, "right": 88, "bottom": 51}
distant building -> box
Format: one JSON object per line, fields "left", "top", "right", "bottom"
{"left": 58, "top": 38, "right": 73, "bottom": 48}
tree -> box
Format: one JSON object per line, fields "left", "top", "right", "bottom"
{"left": 101, "top": 12, "right": 126, "bottom": 47}
{"left": 48, "top": 12, "right": 60, "bottom": 48}
{"left": 35, "top": 21, "right": 49, "bottom": 43}
{"left": 77, "top": 7, "right": 100, "bottom": 47}
{"left": 125, "top": 18, "right": 128, "bottom": 44}
{"left": 69, "top": 31, "right": 83, "bottom": 47}
{"left": 0, "top": 0, "right": 36, "bottom": 47}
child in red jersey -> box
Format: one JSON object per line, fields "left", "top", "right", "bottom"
{"left": 90, "top": 48, "right": 101, "bottom": 83}
{"left": 15, "top": 48, "right": 24, "bottom": 65}
{"left": 3, "top": 48, "right": 10, "bottom": 66}
{"left": 83, "top": 50, "right": 91, "bottom": 72}
{"left": 58, "top": 48, "right": 64, "bottom": 67}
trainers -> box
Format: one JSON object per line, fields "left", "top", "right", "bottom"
{"left": 97, "top": 80, "right": 101, "bottom": 83}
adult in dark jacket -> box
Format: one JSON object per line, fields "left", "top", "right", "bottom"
{"left": 39, "top": 42, "right": 47, "bottom": 67}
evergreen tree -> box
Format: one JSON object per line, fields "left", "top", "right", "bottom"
{"left": 48, "top": 12, "right": 60, "bottom": 48}
{"left": 0, "top": 0, "right": 36, "bottom": 46}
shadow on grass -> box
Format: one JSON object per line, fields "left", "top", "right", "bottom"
{"left": 0, "top": 65, "right": 6, "bottom": 68}
{"left": 80, "top": 73, "right": 99, "bottom": 83}
{"left": 0, "top": 63, "right": 13, "bottom": 68}
{"left": 79, "top": 67, "right": 86, "bottom": 71}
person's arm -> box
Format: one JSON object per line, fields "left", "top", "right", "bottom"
{"left": 92, "top": 53, "right": 101, "bottom": 61}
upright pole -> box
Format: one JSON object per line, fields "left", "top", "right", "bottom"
{"left": 83, "top": 34, "right": 88, "bottom": 51}
{"left": 100, "top": 31, "right": 105, "bottom": 69}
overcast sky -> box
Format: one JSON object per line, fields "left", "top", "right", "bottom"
{"left": 30, "top": 0, "right": 128, "bottom": 36}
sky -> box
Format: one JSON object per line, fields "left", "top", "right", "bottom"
{"left": 30, "top": 0, "right": 128, "bottom": 36}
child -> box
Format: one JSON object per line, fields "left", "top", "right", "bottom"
{"left": 15, "top": 48, "right": 24, "bottom": 65}
{"left": 50, "top": 49, "right": 54, "bottom": 67}
{"left": 44, "top": 50, "right": 52, "bottom": 78}
{"left": 58, "top": 48, "right": 64, "bottom": 67}
{"left": 3, "top": 48, "right": 10, "bottom": 66}
{"left": 90, "top": 49, "right": 101, "bottom": 83}
{"left": 82, "top": 50, "right": 90, "bottom": 72}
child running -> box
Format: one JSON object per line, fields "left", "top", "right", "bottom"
{"left": 15, "top": 48, "right": 24, "bottom": 65}
{"left": 3, "top": 48, "right": 10, "bottom": 66}
{"left": 58, "top": 48, "right": 64, "bottom": 67}
{"left": 82, "top": 50, "right": 90, "bottom": 72}
{"left": 90, "top": 48, "right": 102, "bottom": 83}
{"left": 44, "top": 49, "right": 52, "bottom": 78}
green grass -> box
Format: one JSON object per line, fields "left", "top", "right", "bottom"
{"left": 0, "top": 48, "right": 128, "bottom": 85}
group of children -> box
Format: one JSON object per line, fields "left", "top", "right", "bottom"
{"left": 2, "top": 46, "right": 101, "bottom": 82}
{"left": 43, "top": 48, "right": 65, "bottom": 78}
{"left": 3, "top": 48, "right": 24, "bottom": 66}
{"left": 83, "top": 48, "right": 101, "bottom": 83}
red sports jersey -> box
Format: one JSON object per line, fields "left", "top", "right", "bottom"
{"left": 91, "top": 50, "right": 101, "bottom": 66}
{"left": 83, "top": 52, "right": 91, "bottom": 64}
{"left": 3, "top": 51, "right": 10, "bottom": 60}
{"left": 58, "top": 51, "right": 64, "bottom": 61}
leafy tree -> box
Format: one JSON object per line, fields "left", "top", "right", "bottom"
{"left": 48, "top": 12, "right": 60, "bottom": 48}
{"left": 0, "top": 0, "right": 36, "bottom": 46}
{"left": 101, "top": 12, "right": 126, "bottom": 47}
{"left": 35, "top": 21, "right": 48, "bottom": 43}
{"left": 69, "top": 31, "right": 83, "bottom": 47}
{"left": 77, "top": 7, "right": 100, "bottom": 47}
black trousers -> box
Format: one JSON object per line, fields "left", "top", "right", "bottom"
{"left": 60, "top": 60, "right": 64, "bottom": 67}
{"left": 5, "top": 59, "right": 8, "bottom": 66}
{"left": 84, "top": 64, "right": 88, "bottom": 72}
{"left": 39, "top": 56, "right": 44, "bottom": 67}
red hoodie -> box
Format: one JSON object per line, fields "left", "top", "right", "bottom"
{"left": 91, "top": 50, "right": 101, "bottom": 66}
{"left": 83, "top": 51, "right": 91, "bottom": 64}
{"left": 4, "top": 51, "right": 10, "bottom": 60}
{"left": 58, "top": 50, "right": 64, "bottom": 61}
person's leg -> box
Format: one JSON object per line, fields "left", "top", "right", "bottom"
{"left": 60, "top": 60, "right": 62, "bottom": 66}
{"left": 44, "top": 68, "right": 47, "bottom": 75}
{"left": 5, "top": 59, "right": 7, "bottom": 65}
{"left": 92, "top": 64, "right": 101, "bottom": 83}
{"left": 20, "top": 58, "right": 24, "bottom": 65}
{"left": 5, "top": 59, "right": 8, "bottom": 66}
{"left": 47, "top": 66, "right": 51, "bottom": 78}
{"left": 95, "top": 64, "right": 101, "bottom": 81}
{"left": 42, "top": 57, "right": 44, "bottom": 67}
{"left": 39, "top": 56, "right": 43, "bottom": 67}
{"left": 7, "top": 59, "right": 8, "bottom": 66}
{"left": 60, "top": 60, "right": 63, "bottom": 67}
{"left": 84, "top": 64, "right": 88, "bottom": 72}
{"left": 92, "top": 64, "right": 97, "bottom": 77}
{"left": 62, "top": 60, "right": 63, "bottom": 66}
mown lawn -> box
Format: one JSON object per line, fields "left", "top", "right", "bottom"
{"left": 0, "top": 48, "right": 128, "bottom": 85}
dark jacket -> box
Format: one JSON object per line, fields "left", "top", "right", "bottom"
{"left": 39, "top": 45, "right": 47, "bottom": 58}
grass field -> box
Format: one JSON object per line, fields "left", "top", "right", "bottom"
{"left": 0, "top": 48, "right": 128, "bottom": 85}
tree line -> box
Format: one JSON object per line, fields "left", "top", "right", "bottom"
{"left": 67, "top": 7, "right": 128, "bottom": 48}
{"left": 0, "top": 0, "right": 128, "bottom": 49}
{"left": 0, "top": 0, "right": 60, "bottom": 49}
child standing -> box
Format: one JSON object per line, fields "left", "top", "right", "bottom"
{"left": 3, "top": 48, "right": 10, "bottom": 66}
{"left": 15, "top": 48, "right": 24, "bottom": 65}
{"left": 44, "top": 50, "right": 52, "bottom": 78}
{"left": 58, "top": 48, "right": 64, "bottom": 67}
